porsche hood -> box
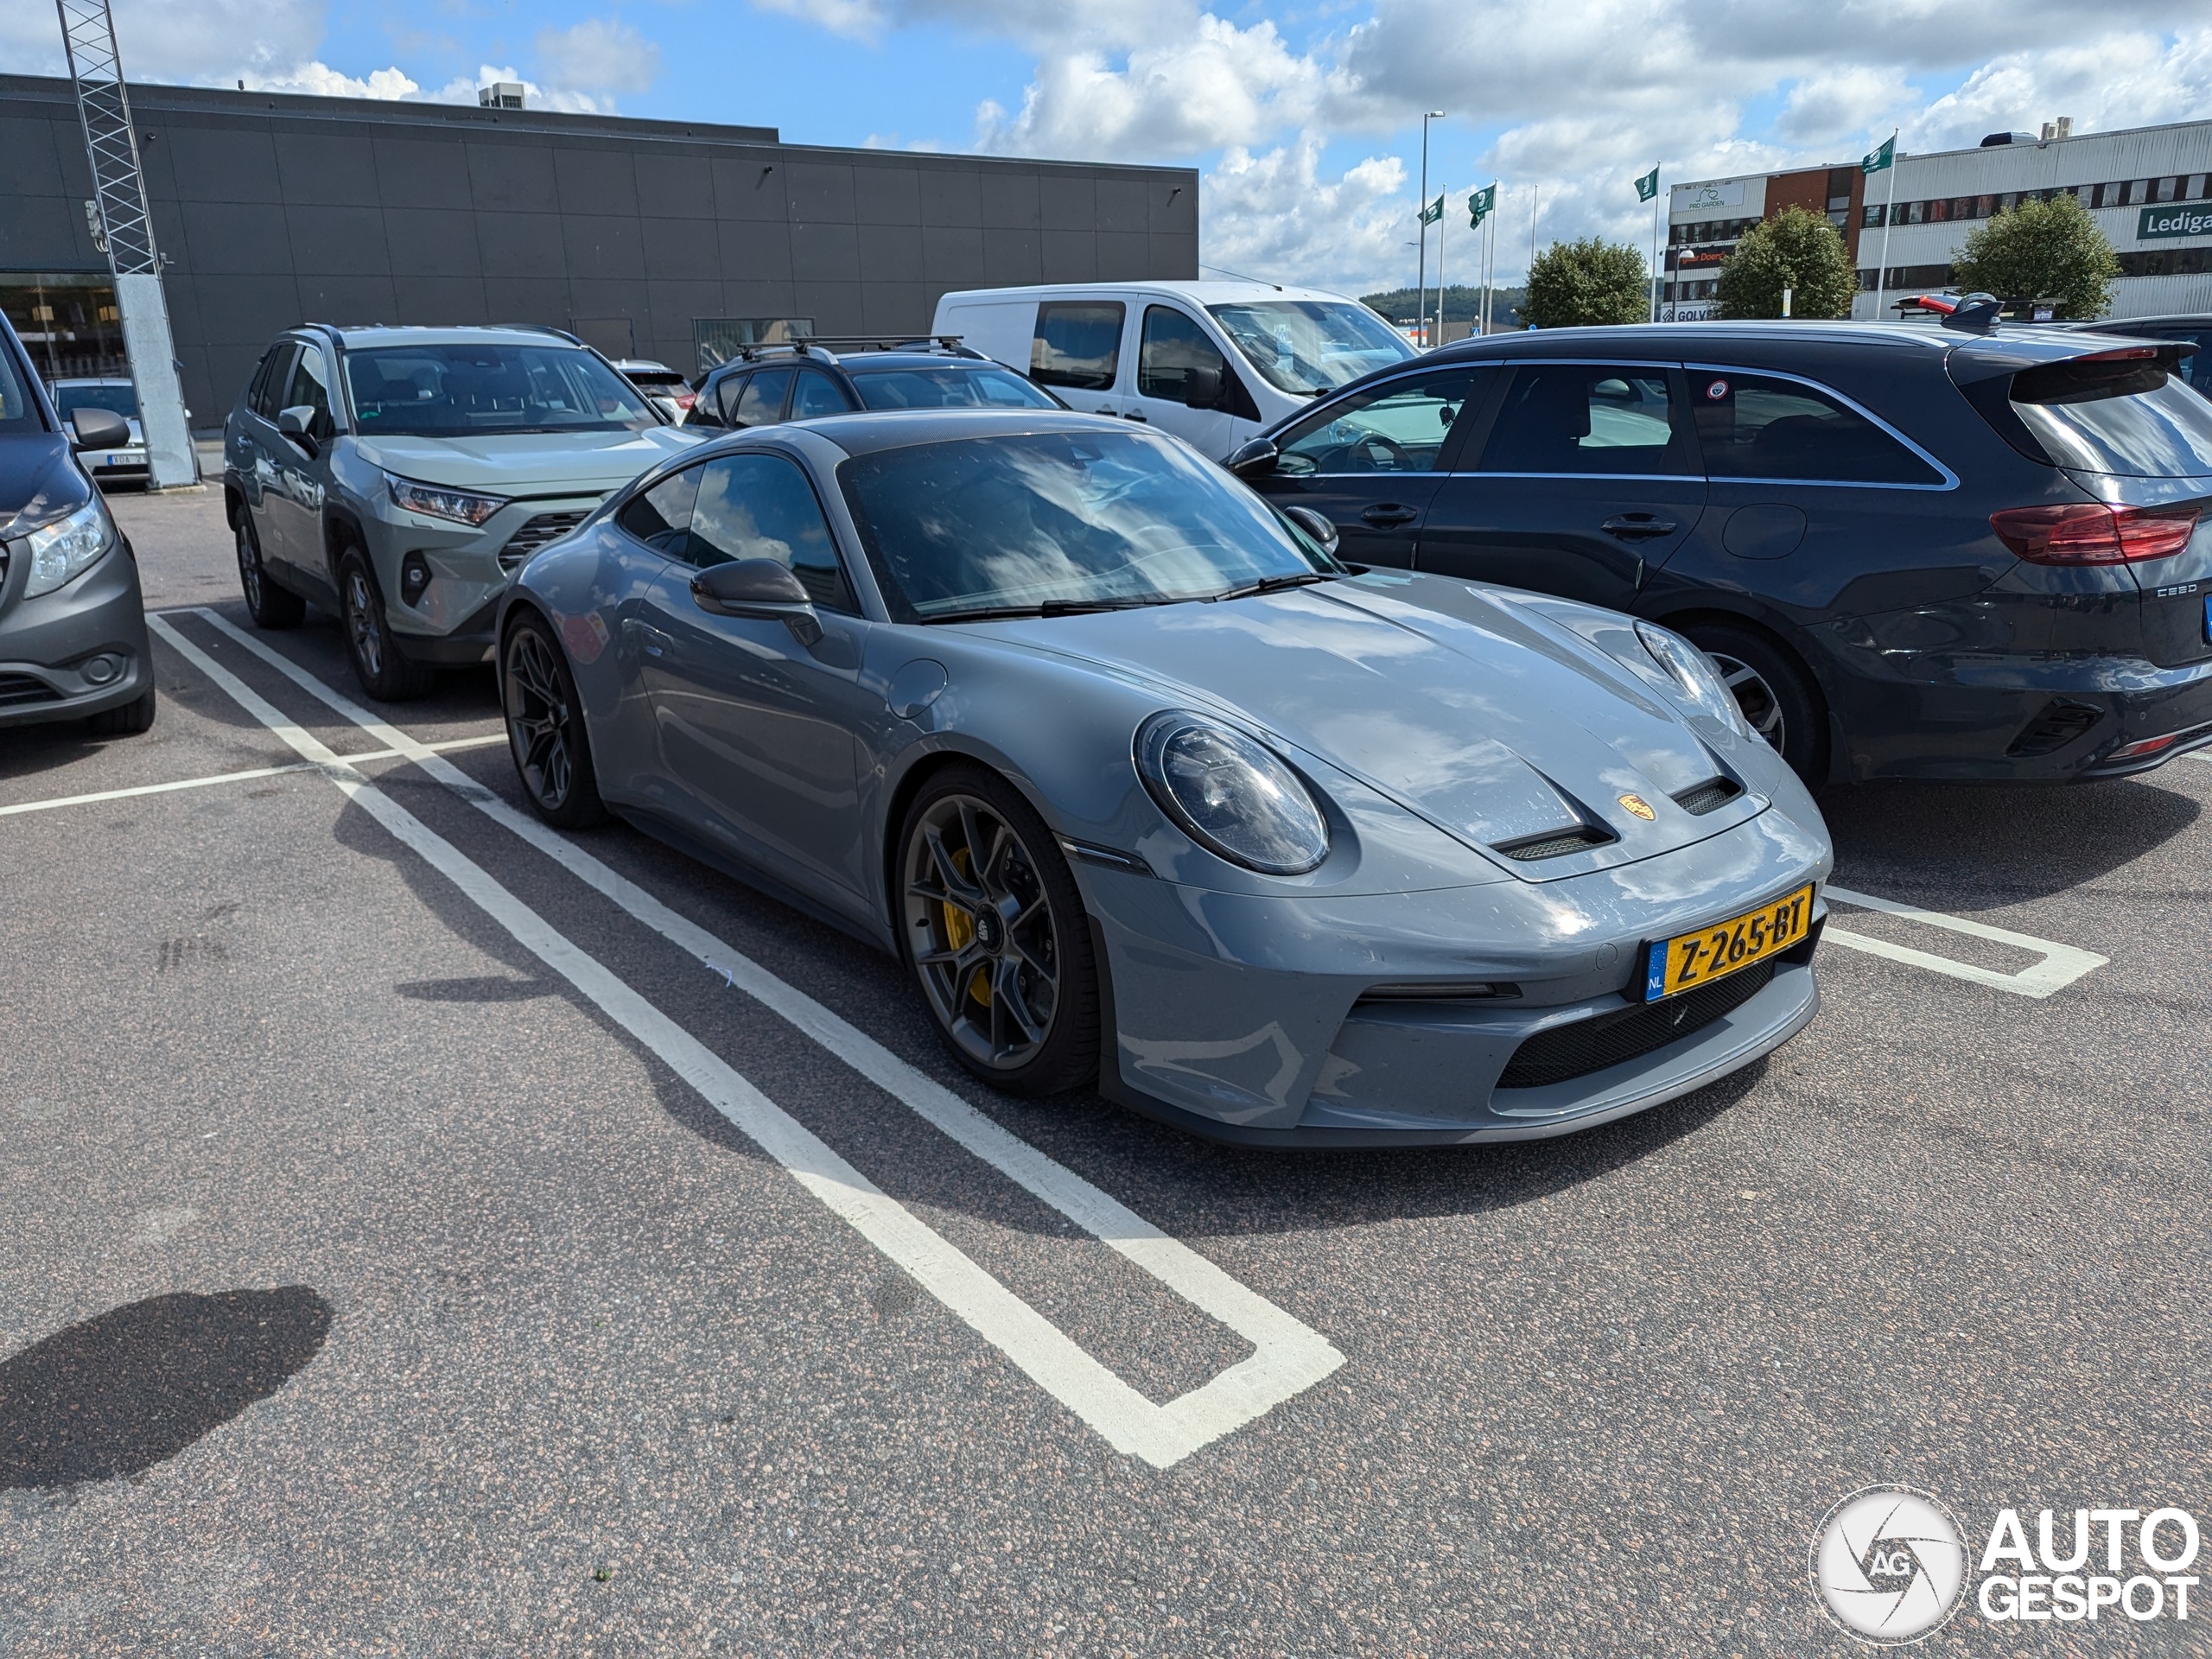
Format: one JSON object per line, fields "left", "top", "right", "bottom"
{"left": 978, "top": 573, "right": 1765, "bottom": 879}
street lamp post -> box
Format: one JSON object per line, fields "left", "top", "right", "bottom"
{"left": 1418, "top": 110, "right": 1444, "bottom": 348}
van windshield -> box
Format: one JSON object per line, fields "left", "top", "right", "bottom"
{"left": 1206, "top": 300, "right": 1415, "bottom": 396}
{"left": 345, "top": 344, "right": 659, "bottom": 436}
{"left": 2010, "top": 349, "right": 2212, "bottom": 477}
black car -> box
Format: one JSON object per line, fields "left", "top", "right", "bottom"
{"left": 2071, "top": 314, "right": 2212, "bottom": 393}
{"left": 0, "top": 308, "right": 156, "bottom": 735}
{"left": 687, "top": 336, "right": 1064, "bottom": 430}
{"left": 1229, "top": 321, "right": 2212, "bottom": 786}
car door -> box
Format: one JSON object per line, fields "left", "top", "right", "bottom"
{"left": 1028, "top": 300, "right": 1127, "bottom": 418}
{"left": 636, "top": 450, "right": 875, "bottom": 901}
{"left": 235, "top": 341, "right": 296, "bottom": 531}
{"left": 1416, "top": 360, "right": 1705, "bottom": 612}
{"left": 1126, "top": 302, "right": 1236, "bottom": 454}
{"left": 1249, "top": 365, "right": 1495, "bottom": 567}
{"left": 263, "top": 340, "right": 338, "bottom": 582}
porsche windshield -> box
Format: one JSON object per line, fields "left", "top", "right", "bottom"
{"left": 838, "top": 429, "right": 1336, "bottom": 621}
{"left": 1206, "top": 300, "right": 1415, "bottom": 395}
{"left": 344, "top": 344, "right": 659, "bottom": 436}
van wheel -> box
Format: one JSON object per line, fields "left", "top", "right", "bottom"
{"left": 339, "top": 550, "right": 436, "bottom": 702}
{"left": 236, "top": 515, "right": 304, "bottom": 628}
{"left": 1680, "top": 621, "right": 1827, "bottom": 785}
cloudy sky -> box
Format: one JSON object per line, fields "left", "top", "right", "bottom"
{"left": 6, "top": 1, "right": 2210, "bottom": 295}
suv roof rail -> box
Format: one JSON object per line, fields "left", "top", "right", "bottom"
{"left": 724, "top": 334, "right": 983, "bottom": 364}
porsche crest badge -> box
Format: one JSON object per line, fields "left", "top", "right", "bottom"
{"left": 1618, "top": 793, "right": 1656, "bottom": 821}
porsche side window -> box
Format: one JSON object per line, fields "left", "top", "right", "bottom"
{"left": 1273, "top": 369, "right": 1486, "bottom": 475}
{"left": 1478, "top": 365, "right": 1688, "bottom": 476}
{"left": 1031, "top": 302, "right": 1124, "bottom": 391}
{"left": 1694, "top": 372, "right": 1941, "bottom": 485}
{"left": 616, "top": 466, "right": 703, "bottom": 557}
{"left": 685, "top": 453, "right": 856, "bottom": 612}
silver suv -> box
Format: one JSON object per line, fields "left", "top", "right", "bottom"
{"left": 223, "top": 325, "right": 702, "bottom": 698}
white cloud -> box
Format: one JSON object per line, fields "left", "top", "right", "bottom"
{"left": 1201, "top": 137, "right": 1409, "bottom": 292}
{"left": 535, "top": 17, "right": 661, "bottom": 100}
{"left": 251, "top": 61, "right": 420, "bottom": 99}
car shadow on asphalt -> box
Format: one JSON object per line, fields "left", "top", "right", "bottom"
{"left": 1820, "top": 774, "right": 2202, "bottom": 908}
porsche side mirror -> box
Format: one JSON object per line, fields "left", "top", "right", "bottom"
{"left": 1224, "top": 437, "right": 1279, "bottom": 478}
{"left": 1184, "top": 365, "right": 1224, "bottom": 409}
{"left": 1281, "top": 505, "right": 1339, "bottom": 556}
{"left": 692, "top": 557, "right": 822, "bottom": 645}
{"left": 276, "top": 406, "right": 320, "bottom": 458}
{"left": 68, "top": 406, "right": 130, "bottom": 451}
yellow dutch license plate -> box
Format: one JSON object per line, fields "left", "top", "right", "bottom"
{"left": 1641, "top": 884, "right": 1815, "bottom": 1001}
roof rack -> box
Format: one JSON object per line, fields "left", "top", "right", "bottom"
{"left": 726, "top": 334, "right": 984, "bottom": 364}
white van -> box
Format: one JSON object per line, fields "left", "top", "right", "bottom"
{"left": 930, "top": 281, "right": 1416, "bottom": 461}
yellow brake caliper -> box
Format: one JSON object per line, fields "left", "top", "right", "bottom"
{"left": 942, "top": 847, "right": 992, "bottom": 1008}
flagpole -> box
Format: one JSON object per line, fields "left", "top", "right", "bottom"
{"left": 1417, "top": 111, "right": 1443, "bottom": 347}
{"left": 1649, "top": 170, "right": 1661, "bottom": 322}
{"left": 1872, "top": 128, "right": 1899, "bottom": 323}
{"left": 1439, "top": 186, "right": 1447, "bottom": 345}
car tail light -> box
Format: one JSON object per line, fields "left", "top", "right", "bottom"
{"left": 675, "top": 390, "right": 696, "bottom": 410}
{"left": 2108, "top": 731, "right": 2183, "bottom": 760}
{"left": 1989, "top": 503, "right": 2200, "bottom": 564}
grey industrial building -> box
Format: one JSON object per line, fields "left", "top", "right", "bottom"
{"left": 0, "top": 73, "right": 1199, "bottom": 428}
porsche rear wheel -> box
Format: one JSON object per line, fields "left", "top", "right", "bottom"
{"left": 898, "top": 766, "right": 1099, "bottom": 1096}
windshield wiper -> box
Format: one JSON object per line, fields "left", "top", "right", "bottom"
{"left": 1211, "top": 570, "right": 1341, "bottom": 602}
{"left": 922, "top": 594, "right": 1187, "bottom": 624}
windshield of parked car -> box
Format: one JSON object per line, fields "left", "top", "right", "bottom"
{"left": 0, "top": 341, "right": 39, "bottom": 434}
{"left": 2010, "top": 350, "right": 2212, "bottom": 476}
{"left": 850, "top": 365, "right": 1058, "bottom": 411}
{"left": 53, "top": 382, "right": 139, "bottom": 421}
{"left": 837, "top": 429, "right": 1337, "bottom": 621}
{"left": 1205, "top": 300, "right": 1415, "bottom": 396}
{"left": 344, "top": 344, "right": 659, "bottom": 436}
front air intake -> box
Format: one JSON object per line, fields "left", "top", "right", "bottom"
{"left": 1497, "top": 960, "right": 1777, "bottom": 1089}
{"left": 1671, "top": 777, "right": 1743, "bottom": 817}
{"left": 1495, "top": 825, "right": 1614, "bottom": 861}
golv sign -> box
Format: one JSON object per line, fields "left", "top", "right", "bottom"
{"left": 2139, "top": 204, "right": 2212, "bottom": 240}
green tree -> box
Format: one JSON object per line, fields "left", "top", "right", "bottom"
{"left": 1518, "top": 238, "right": 1649, "bottom": 329}
{"left": 1714, "top": 207, "right": 1856, "bottom": 320}
{"left": 1950, "top": 193, "right": 2118, "bottom": 320}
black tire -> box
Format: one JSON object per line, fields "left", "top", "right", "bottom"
{"left": 338, "top": 549, "right": 436, "bottom": 702}
{"left": 235, "top": 512, "right": 304, "bottom": 628}
{"left": 896, "top": 764, "right": 1100, "bottom": 1096}
{"left": 1679, "top": 620, "right": 1828, "bottom": 786}
{"left": 501, "top": 613, "right": 608, "bottom": 830}
{"left": 86, "top": 682, "right": 156, "bottom": 738}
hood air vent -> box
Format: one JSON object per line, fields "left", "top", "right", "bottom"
{"left": 1495, "top": 824, "right": 1615, "bottom": 861}
{"left": 1670, "top": 777, "right": 1744, "bottom": 817}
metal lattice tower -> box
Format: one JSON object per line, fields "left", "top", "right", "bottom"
{"left": 55, "top": 0, "right": 159, "bottom": 276}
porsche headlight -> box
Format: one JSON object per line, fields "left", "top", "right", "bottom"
{"left": 1135, "top": 712, "right": 1330, "bottom": 875}
{"left": 22, "top": 498, "right": 117, "bottom": 597}
{"left": 387, "top": 472, "right": 509, "bottom": 527}
{"left": 1636, "top": 622, "right": 1753, "bottom": 740}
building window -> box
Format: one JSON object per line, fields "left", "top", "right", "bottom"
{"left": 1863, "top": 204, "right": 1885, "bottom": 228}
{"left": 0, "top": 272, "right": 127, "bottom": 381}
{"left": 2158, "top": 176, "right": 2181, "bottom": 202}
{"left": 2190, "top": 174, "right": 2210, "bottom": 200}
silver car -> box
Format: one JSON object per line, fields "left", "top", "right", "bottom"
{"left": 498, "top": 410, "right": 1834, "bottom": 1146}
{"left": 223, "top": 325, "right": 702, "bottom": 699}
{"left": 48, "top": 378, "right": 149, "bottom": 486}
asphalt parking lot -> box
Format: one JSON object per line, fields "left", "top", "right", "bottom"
{"left": 3, "top": 483, "right": 2209, "bottom": 1656}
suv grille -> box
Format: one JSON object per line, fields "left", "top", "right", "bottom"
{"left": 1496, "top": 825, "right": 1614, "bottom": 861}
{"left": 1496, "top": 960, "right": 1776, "bottom": 1090}
{"left": 0, "top": 672, "right": 60, "bottom": 709}
{"left": 1671, "top": 777, "right": 1744, "bottom": 817}
{"left": 498, "top": 511, "right": 590, "bottom": 571}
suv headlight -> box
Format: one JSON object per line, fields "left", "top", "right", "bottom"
{"left": 387, "top": 472, "right": 508, "bottom": 527}
{"left": 1135, "top": 712, "right": 1330, "bottom": 875}
{"left": 1636, "top": 622, "right": 1754, "bottom": 739}
{"left": 21, "top": 498, "right": 117, "bottom": 597}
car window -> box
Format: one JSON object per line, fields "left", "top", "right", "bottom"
{"left": 1273, "top": 369, "right": 1488, "bottom": 475}
{"left": 345, "top": 343, "right": 654, "bottom": 435}
{"left": 1478, "top": 364, "right": 1690, "bottom": 476}
{"left": 0, "top": 339, "right": 36, "bottom": 433}
{"left": 284, "top": 344, "right": 334, "bottom": 432}
{"left": 1693, "top": 372, "right": 1942, "bottom": 485}
{"left": 54, "top": 383, "right": 138, "bottom": 420}
{"left": 617, "top": 465, "right": 704, "bottom": 557}
{"left": 252, "top": 344, "right": 297, "bottom": 419}
{"left": 1031, "top": 302, "right": 1124, "bottom": 391}
{"left": 1136, "top": 307, "right": 1227, "bottom": 402}
{"left": 2009, "top": 351, "right": 2212, "bottom": 477}
{"left": 850, "top": 365, "right": 1058, "bottom": 410}
{"left": 731, "top": 368, "right": 792, "bottom": 428}
{"left": 686, "top": 453, "right": 855, "bottom": 610}
{"left": 790, "top": 368, "right": 856, "bottom": 419}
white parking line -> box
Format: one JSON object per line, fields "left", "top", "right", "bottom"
{"left": 154, "top": 611, "right": 1342, "bottom": 1468}
{"left": 1823, "top": 885, "right": 2108, "bottom": 999}
{"left": 0, "top": 735, "right": 506, "bottom": 819}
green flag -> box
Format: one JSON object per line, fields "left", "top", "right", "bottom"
{"left": 1862, "top": 134, "right": 1895, "bottom": 174}
{"left": 1418, "top": 193, "right": 1444, "bottom": 226}
{"left": 1466, "top": 183, "right": 1496, "bottom": 227}
{"left": 1634, "top": 165, "right": 1658, "bottom": 203}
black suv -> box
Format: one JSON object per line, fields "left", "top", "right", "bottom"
{"left": 687, "top": 337, "right": 1063, "bottom": 430}
{"left": 2073, "top": 315, "right": 2212, "bottom": 395}
{"left": 1230, "top": 321, "right": 2212, "bottom": 786}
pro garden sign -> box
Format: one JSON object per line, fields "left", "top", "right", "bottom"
{"left": 2140, "top": 204, "right": 2212, "bottom": 240}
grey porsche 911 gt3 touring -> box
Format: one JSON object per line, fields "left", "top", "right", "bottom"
{"left": 498, "top": 409, "right": 1834, "bottom": 1146}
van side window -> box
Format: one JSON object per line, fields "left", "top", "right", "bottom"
{"left": 1031, "top": 302, "right": 1125, "bottom": 391}
{"left": 1136, "top": 307, "right": 1226, "bottom": 401}
{"left": 1694, "top": 372, "right": 1942, "bottom": 485}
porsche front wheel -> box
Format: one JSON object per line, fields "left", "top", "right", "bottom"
{"left": 898, "top": 766, "right": 1099, "bottom": 1096}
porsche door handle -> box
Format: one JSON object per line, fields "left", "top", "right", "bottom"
{"left": 1600, "top": 515, "right": 1677, "bottom": 539}
{"left": 1360, "top": 504, "right": 1420, "bottom": 527}
{"left": 625, "top": 620, "right": 673, "bottom": 658}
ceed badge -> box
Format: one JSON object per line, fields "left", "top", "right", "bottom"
{"left": 1619, "top": 793, "right": 1657, "bottom": 821}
